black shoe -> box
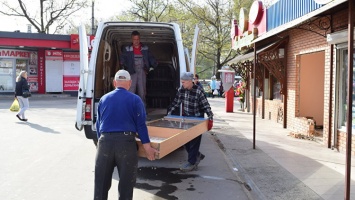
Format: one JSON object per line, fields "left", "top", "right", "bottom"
{"left": 16, "top": 115, "right": 21, "bottom": 121}
{"left": 196, "top": 153, "right": 205, "bottom": 165}
{"left": 21, "top": 119, "right": 28, "bottom": 122}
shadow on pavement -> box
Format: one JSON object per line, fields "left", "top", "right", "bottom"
{"left": 22, "top": 121, "right": 60, "bottom": 134}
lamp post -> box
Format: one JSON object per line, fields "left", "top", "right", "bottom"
{"left": 91, "top": 0, "right": 95, "bottom": 35}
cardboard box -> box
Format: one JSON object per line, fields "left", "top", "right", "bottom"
{"left": 136, "top": 116, "right": 208, "bottom": 159}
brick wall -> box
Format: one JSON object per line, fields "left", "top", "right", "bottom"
{"left": 286, "top": 18, "right": 329, "bottom": 136}
{"left": 248, "top": 7, "right": 354, "bottom": 154}
{"left": 254, "top": 98, "right": 283, "bottom": 123}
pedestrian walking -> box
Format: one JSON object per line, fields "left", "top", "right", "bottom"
{"left": 15, "top": 70, "right": 30, "bottom": 121}
{"left": 210, "top": 75, "right": 217, "bottom": 98}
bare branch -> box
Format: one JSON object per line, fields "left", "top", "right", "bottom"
{"left": 0, "top": 0, "right": 89, "bottom": 33}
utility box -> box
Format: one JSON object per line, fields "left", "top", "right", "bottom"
{"left": 136, "top": 116, "right": 208, "bottom": 159}
{"left": 218, "top": 66, "right": 235, "bottom": 112}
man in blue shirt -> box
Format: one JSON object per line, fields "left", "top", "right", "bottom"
{"left": 94, "top": 69, "right": 157, "bottom": 200}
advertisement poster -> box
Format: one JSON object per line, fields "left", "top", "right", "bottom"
{"left": 28, "top": 77, "right": 38, "bottom": 92}
{"left": 63, "top": 52, "right": 80, "bottom": 91}
{"left": 63, "top": 76, "right": 79, "bottom": 91}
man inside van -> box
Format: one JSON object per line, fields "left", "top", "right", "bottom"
{"left": 167, "top": 72, "right": 214, "bottom": 172}
{"left": 120, "top": 30, "right": 158, "bottom": 105}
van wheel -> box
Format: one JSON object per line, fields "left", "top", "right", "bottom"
{"left": 84, "top": 125, "right": 98, "bottom": 146}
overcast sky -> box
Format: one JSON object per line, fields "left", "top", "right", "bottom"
{"left": 0, "top": 0, "right": 132, "bottom": 33}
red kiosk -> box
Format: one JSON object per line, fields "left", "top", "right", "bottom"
{"left": 218, "top": 66, "right": 235, "bottom": 112}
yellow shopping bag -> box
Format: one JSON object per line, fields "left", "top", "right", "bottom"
{"left": 10, "top": 98, "right": 19, "bottom": 112}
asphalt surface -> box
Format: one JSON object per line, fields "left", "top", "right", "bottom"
{"left": 0, "top": 94, "right": 251, "bottom": 200}
{"left": 0, "top": 93, "right": 327, "bottom": 199}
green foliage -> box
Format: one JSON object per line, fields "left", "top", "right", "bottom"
{"left": 127, "top": 0, "right": 172, "bottom": 22}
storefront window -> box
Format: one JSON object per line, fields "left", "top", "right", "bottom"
{"left": 0, "top": 49, "right": 39, "bottom": 93}
{"left": 0, "top": 59, "right": 14, "bottom": 91}
{"left": 16, "top": 59, "right": 27, "bottom": 75}
{"left": 339, "top": 48, "right": 355, "bottom": 129}
{"left": 270, "top": 75, "right": 281, "bottom": 100}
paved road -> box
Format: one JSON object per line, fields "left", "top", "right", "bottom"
{"left": 0, "top": 96, "right": 250, "bottom": 200}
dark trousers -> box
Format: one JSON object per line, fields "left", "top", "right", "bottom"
{"left": 94, "top": 134, "right": 138, "bottom": 200}
{"left": 185, "top": 135, "right": 202, "bottom": 165}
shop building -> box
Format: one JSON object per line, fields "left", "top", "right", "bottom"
{"left": 0, "top": 32, "right": 93, "bottom": 95}
{"left": 229, "top": 0, "right": 354, "bottom": 154}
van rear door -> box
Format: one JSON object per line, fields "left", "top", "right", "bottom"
{"left": 189, "top": 25, "right": 200, "bottom": 74}
{"left": 75, "top": 24, "right": 89, "bottom": 130}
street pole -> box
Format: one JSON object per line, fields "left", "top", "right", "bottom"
{"left": 345, "top": 0, "right": 354, "bottom": 199}
{"left": 253, "top": 45, "right": 256, "bottom": 149}
{"left": 91, "top": 0, "right": 95, "bottom": 35}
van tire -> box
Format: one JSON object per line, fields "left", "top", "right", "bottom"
{"left": 84, "top": 125, "right": 98, "bottom": 146}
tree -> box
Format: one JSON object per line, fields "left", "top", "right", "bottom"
{"left": 0, "top": 0, "right": 89, "bottom": 34}
{"left": 176, "top": 0, "right": 248, "bottom": 79}
{"left": 127, "top": 0, "right": 171, "bottom": 22}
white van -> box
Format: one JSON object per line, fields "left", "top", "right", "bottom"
{"left": 75, "top": 21, "right": 199, "bottom": 144}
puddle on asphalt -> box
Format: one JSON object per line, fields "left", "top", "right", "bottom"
{"left": 135, "top": 166, "right": 198, "bottom": 199}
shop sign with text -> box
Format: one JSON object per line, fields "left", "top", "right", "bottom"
{"left": 0, "top": 49, "right": 32, "bottom": 58}
{"left": 70, "top": 34, "right": 95, "bottom": 50}
{"left": 231, "top": 1, "right": 266, "bottom": 51}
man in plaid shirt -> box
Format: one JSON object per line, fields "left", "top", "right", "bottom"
{"left": 168, "top": 72, "right": 213, "bottom": 172}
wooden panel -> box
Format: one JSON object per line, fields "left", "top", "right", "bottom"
{"left": 136, "top": 116, "right": 208, "bottom": 159}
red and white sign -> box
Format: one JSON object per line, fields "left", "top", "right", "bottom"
{"left": 231, "top": 0, "right": 266, "bottom": 51}
{"left": 70, "top": 34, "right": 95, "bottom": 50}
{"left": 63, "top": 76, "right": 79, "bottom": 91}
{"left": 249, "top": 1, "right": 263, "bottom": 25}
{"left": 45, "top": 50, "right": 63, "bottom": 60}
{"left": 37, "top": 49, "right": 45, "bottom": 94}
{"left": 63, "top": 52, "right": 80, "bottom": 91}
{"left": 64, "top": 52, "right": 80, "bottom": 61}
{"left": 0, "top": 49, "right": 32, "bottom": 58}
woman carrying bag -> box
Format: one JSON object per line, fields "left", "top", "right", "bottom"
{"left": 15, "top": 71, "right": 30, "bottom": 121}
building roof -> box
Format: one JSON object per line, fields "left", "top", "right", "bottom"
{"left": 0, "top": 31, "right": 72, "bottom": 50}
{"left": 0, "top": 31, "right": 70, "bottom": 41}
{"left": 253, "top": 0, "right": 347, "bottom": 43}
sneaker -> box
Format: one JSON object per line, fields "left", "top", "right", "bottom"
{"left": 196, "top": 153, "right": 205, "bottom": 165}
{"left": 180, "top": 162, "right": 197, "bottom": 172}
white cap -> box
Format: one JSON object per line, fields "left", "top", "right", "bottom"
{"left": 115, "top": 70, "right": 131, "bottom": 81}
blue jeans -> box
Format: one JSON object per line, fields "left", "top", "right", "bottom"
{"left": 94, "top": 134, "right": 138, "bottom": 200}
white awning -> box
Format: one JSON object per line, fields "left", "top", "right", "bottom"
{"left": 327, "top": 28, "right": 355, "bottom": 45}
{"left": 228, "top": 41, "right": 280, "bottom": 65}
